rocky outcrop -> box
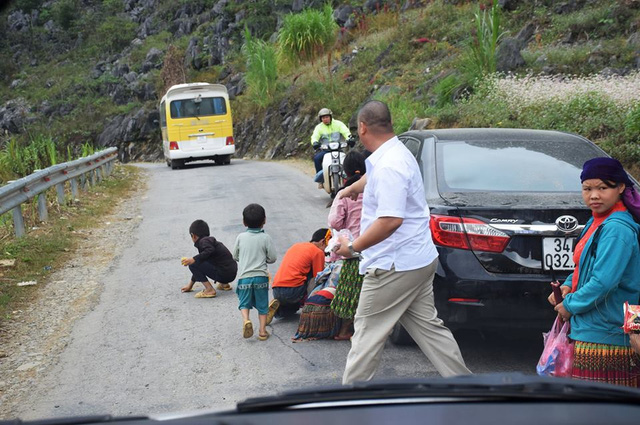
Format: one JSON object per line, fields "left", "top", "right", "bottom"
{"left": 97, "top": 108, "right": 161, "bottom": 162}
{"left": 0, "top": 99, "right": 33, "bottom": 134}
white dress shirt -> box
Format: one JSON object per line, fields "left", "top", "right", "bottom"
{"left": 359, "top": 136, "right": 438, "bottom": 273}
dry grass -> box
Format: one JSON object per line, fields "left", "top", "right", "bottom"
{"left": 0, "top": 165, "right": 145, "bottom": 321}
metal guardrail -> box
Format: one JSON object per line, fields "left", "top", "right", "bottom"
{"left": 0, "top": 147, "right": 118, "bottom": 238}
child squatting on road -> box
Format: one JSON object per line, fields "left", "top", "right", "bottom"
{"left": 181, "top": 219, "right": 238, "bottom": 298}
{"left": 232, "top": 204, "right": 278, "bottom": 340}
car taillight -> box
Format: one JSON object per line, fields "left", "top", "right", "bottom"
{"left": 430, "top": 214, "right": 510, "bottom": 253}
{"left": 226, "top": 136, "right": 234, "bottom": 145}
{"left": 169, "top": 141, "right": 179, "bottom": 150}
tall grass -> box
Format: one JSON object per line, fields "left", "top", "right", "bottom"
{"left": 469, "top": 0, "right": 504, "bottom": 76}
{"left": 242, "top": 28, "right": 279, "bottom": 108}
{"left": 278, "top": 4, "right": 338, "bottom": 65}
{"left": 0, "top": 135, "right": 97, "bottom": 184}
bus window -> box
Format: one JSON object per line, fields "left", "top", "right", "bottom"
{"left": 159, "top": 101, "right": 167, "bottom": 126}
{"left": 169, "top": 97, "right": 227, "bottom": 119}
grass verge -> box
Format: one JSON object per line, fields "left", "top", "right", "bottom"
{"left": 0, "top": 164, "right": 144, "bottom": 323}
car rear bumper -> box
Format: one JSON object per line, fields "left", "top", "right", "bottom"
{"left": 166, "top": 145, "right": 235, "bottom": 160}
{"left": 433, "top": 275, "right": 557, "bottom": 330}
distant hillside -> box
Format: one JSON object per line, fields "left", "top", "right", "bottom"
{"left": 0, "top": 0, "right": 639, "bottom": 174}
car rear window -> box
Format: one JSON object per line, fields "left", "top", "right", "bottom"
{"left": 435, "top": 138, "right": 603, "bottom": 192}
{"left": 170, "top": 97, "right": 227, "bottom": 119}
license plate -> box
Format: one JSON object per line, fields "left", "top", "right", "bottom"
{"left": 542, "top": 237, "right": 576, "bottom": 270}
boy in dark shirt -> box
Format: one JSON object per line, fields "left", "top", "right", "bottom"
{"left": 181, "top": 219, "right": 238, "bottom": 298}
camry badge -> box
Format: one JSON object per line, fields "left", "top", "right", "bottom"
{"left": 556, "top": 215, "right": 578, "bottom": 233}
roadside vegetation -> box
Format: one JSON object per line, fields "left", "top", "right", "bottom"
{"left": 2, "top": 0, "right": 638, "bottom": 169}
{"left": 228, "top": 0, "right": 639, "bottom": 168}
{"left": 0, "top": 165, "right": 143, "bottom": 322}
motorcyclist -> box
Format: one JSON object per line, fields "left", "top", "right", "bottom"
{"left": 311, "top": 108, "right": 351, "bottom": 185}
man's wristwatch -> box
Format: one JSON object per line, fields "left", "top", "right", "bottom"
{"left": 347, "top": 241, "right": 360, "bottom": 257}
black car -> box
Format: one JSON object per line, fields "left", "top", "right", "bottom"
{"left": 392, "top": 128, "right": 615, "bottom": 343}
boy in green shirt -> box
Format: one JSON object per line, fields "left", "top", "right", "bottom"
{"left": 232, "top": 204, "right": 278, "bottom": 340}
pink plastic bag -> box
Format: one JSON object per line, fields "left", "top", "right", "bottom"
{"left": 536, "top": 317, "right": 574, "bottom": 378}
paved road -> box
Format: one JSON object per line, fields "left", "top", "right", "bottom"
{"left": 17, "top": 160, "right": 543, "bottom": 419}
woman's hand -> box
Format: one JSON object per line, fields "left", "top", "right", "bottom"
{"left": 554, "top": 302, "right": 572, "bottom": 321}
{"left": 547, "top": 284, "right": 571, "bottom": 306}
{"left": 630, "top": 333, "right": 640, "bottom": 355}
{"left": 182, "top": 257, "right": 195, "bottom": 266}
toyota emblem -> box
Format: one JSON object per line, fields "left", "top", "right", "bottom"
{"left": 556, "top": 215, "right": 578, "bottom": 233}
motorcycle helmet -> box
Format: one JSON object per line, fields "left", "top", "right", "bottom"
{"left": 318, "top": 108, "right": 333, "bottom": 122}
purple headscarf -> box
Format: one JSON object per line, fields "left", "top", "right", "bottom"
{"left": 581, "top": 157, "right": 640, "bottom": 220}
{"left": 580, "top": 157, "right": 633, "bottom": 186}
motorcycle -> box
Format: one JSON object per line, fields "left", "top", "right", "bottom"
{"left": 315, "top": 132, "right": 355, "bottom": 198}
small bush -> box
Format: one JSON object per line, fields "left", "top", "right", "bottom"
{"left": 159, "top": 45, "right": 186, "bottom": 96}
{"left": 92, "top": 16, "right": 137, "bottom": 53}
{"left": 52, "top": 0, "right": 79, "bottom": 31}
{"left": 624, "top": 104, "right": 640, "bottom": 142}
{"left": 278, "top": 5, "right": 339, "bottom": 65}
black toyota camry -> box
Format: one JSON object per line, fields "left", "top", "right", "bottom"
{"left": 392, "top": 128, "right": 619, "bottom": 343}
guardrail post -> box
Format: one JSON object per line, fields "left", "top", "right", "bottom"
{"left": 80, "top": 173, "right": 87, "bottom": 190}
{"left": 106, "top": 161, "right": 113, "bottom": 176}
{"left": 12, "top": 206, "right": 24, "bottom": 238}
{"left": 90, "top": 169, "right": 97, "bottom": 186}
{"left": 96, "top": 166, "right": 103, "bottom": 183}
{"left": 70, "top": 178, "right": 79, "bottom": 199}
{"left": 37, "top": 193, "right": 48, "bottom": 222}
{"left": 56, "top": 182, "right": 66, "bottom": 205}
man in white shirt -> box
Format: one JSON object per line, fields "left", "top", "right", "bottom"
{"left": 335, "top": 100, "right": 471, "bottom": 384}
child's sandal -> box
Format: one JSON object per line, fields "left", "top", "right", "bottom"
{"left": 243, "top": 320, "right": 254, "bottom": 338}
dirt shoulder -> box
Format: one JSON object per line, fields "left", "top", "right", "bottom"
{"left": 0, "top": 170, "right": 148, "bottom": 419}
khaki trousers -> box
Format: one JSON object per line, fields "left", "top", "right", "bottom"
{"left": 342, "top": 259, "right": 472, "bottom": 384}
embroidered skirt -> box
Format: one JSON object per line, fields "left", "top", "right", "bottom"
{"left": 330, "top": 258, "right": 364, "bottom": 320}
{"left": 571, "top": 340, "right": 640, "bottom": 388}
{"left": 293, "top": 304, "right": 338, "bottom": 340}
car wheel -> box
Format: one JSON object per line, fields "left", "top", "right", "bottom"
{"left": 170, "top": 159, "right": 184, "bottom": 170}
{"left": 224, "top": 155, "right": 231, "bottom": 165}
{"left": 214, "top": 157, "right": 224, "bottom": 165}
{"left": 390, "top": 323, "right": 414, "bottom": 346}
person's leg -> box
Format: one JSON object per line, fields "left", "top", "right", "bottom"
{"left": 313, "top": 151, "right": 325, "bottom": 173}
{"left": 181, "top": 280, "right": 195, "bottom": 293}
{"left": 398, "top": 261, "right": 472, "bottom": 377}
{"left": 272, "top": 287, "right": 300, "bottom": 318}
{"left": 255, "top": 284, "right": 269, "bottom": 337}
{"left": 198, "top": 262, "right": 224, "bottom": 296}
{"left": 342, "top": 268, "right": 424, "bottom": 385}
{"left": 188, "top": 263, "right": 216, "bottom": 296}
{"left": 237, "top": 279, "right": 253, "bottom": 337}
{"left": 201, "top": 280, "right": 217, "bottom": 296}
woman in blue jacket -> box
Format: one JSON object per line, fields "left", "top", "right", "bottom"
{"left": 550, "top": 157, "right": 640, "bottom": 387}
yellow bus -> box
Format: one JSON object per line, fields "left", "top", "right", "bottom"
{"left": 159, "top": 83, "right": 235, "bottom": 169}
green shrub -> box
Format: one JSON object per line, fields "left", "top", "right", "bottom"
{"left": 52, "top": 0, "right": 79, "bottom": 31}
{"left": 624, "top": 103, "right": 640, "bottom": 142}
{"left": 92, "top": 16, "right": 137, "bottom": 53}
{"left": 373, "top": 90, "right": 426, "bottom": 133}
{"left": 278, "top": 4, "right": 339, "bottom": 65}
